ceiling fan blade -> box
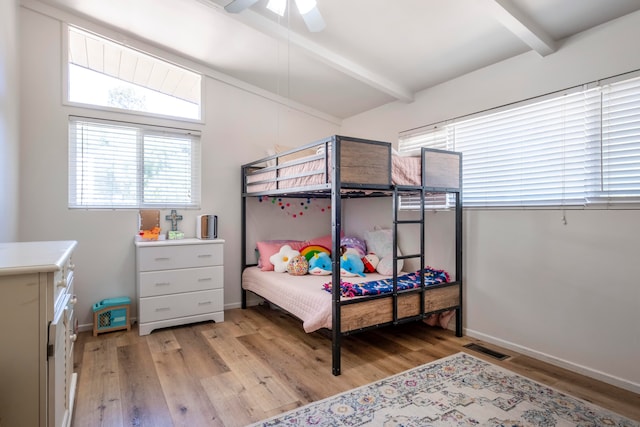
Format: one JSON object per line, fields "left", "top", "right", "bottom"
{"left": 224, "top": 0, "right": 259, "bottom": 13}
{"left": 301, "top": 6, "right": 326, "bottom": 32}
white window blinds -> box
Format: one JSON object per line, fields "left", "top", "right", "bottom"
{"left": 590, "top": 76, "right": 640, "bottom": 205}
{"left": 399, "top": 73, "right": 640, "bottom": 208}
{"left": 69, "top": 117, "right": 201, "bottom": 209}
{"left": 398, "top": 126, "right": 453, "bottom": 209}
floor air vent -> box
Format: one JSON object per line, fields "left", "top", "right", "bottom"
{"left": 464, "top": 343, "right": 510, "bottom": 360}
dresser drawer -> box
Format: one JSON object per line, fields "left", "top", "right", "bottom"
{"left": 137, "top": 243, "right": 223, "bottom": 271}
{"left": 139, "top": 266, "right": 223, "bottom": 297}
{"left": 139, "top": 289, "right": 224, "bottom": 322}
{"left": 53, "top": 256, "right": 74, "bottom": 314}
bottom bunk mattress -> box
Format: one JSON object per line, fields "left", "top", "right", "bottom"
{"left": 242, "top": 266, "right": 457, "bottom": 333}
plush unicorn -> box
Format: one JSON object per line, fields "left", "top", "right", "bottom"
{"left": 340, "top": 253, "right": 365, "bottom": 277}
{"left": 308, "top": 252, "right": 332, "bottom": 275}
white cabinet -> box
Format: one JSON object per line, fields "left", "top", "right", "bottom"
{"left": 0, "top": 241, "right": 78, "bottom": 427}
{"left": 135, "top": 238, "right": 225, "bottom": 335}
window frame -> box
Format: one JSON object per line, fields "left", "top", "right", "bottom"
{"left": 63, "top": 24, "right": 205, "bottom": 124}
{"left": 68, "top": 116, "right": 202, "bottom": 210}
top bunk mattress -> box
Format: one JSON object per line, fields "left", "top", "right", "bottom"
{"left": 242, "top": 136, "right": 462, "bottom": 195}
{"left": 245, "top": 154, "right": 422, "bottom": 194}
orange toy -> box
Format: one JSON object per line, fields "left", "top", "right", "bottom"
{"left": 139, "top": 226, "right": 161, "bottom": 240}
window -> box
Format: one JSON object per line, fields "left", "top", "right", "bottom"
{"left": 69, "top": 117, "right": 201, "bottom": 209}
{"left": 67, "top": 26, "right": 202, "bottom": 121}
{"left": 399, "top": 73, "right": 640, "bottom": 208}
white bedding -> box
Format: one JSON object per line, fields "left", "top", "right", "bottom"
{"left": 242, "top": 266, "right": 394, "bottom": 333}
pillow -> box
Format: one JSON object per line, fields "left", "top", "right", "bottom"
{"left": 256, "top": 233, "right": 336, "bottom": 271}
{"left": 308, "top": 252, "right": 332, "bottom": 275}
{"left": 275, "top": 144, "right": 316, "bottom": 163}
{"left": 364, "top": 227, "right": 403, "bottom": 276}
{"left": 302, "top": 233, "right": 334, "bottom": 253}
{"left": 269, "top": 245, "right": 300, "bottom": 273}
{"left": 340, "top": 236, "right": 367, "bottom": 257}
{"left": 286, "top": 254, "right": 309, "bottom": 276}
{"left": 299, "top": 244, "right": 331, "bottom": 261}
{"left": 265, "top": 148, "right": 277, "bottom": 167}
{"left": 256, "top": 240, "right": 303, "bottom": 271}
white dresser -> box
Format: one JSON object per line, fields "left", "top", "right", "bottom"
{"left": 0, "top": 240, "right": 78, "bottom": 427}
{"left": 135, "top": 238, "right": 224, "bottom": 335}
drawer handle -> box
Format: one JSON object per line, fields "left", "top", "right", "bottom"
{"left": 70, "top": 333, "right": 78, "bottom": 343}
{"left": 154, "top": 257, "right": 171, "bottom": 261}
{"left": 155, "top": 307, "right": 171, "bottom": 312}
{"left": 56, "top": 279, "right": 66, "bottom": 288}
{"left": 198, "top": 301, "right": 212, "bottom": 306}
{"left": 68, "top": 263, "right": 76, "bottom": 271}
{"left": 198, "top": 277, "right": 212, "bottom": 282}
{"left": 155, "top": 282, "right": 171, "bottom": 286}
{"left": 197, "top": 254, "right": 212, "bottom": 258}
{"left": 70, "top": 295, "right": 78, "bottom": 305}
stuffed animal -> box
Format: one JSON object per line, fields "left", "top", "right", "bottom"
{"left": 340, "top": 253, "right": 365, "bottom": 277}
{"left": 287, "top": 254, "right": 309, "bottom": 276}
{"left": 308, "top": 252, "right": 332, "bottom": 275}
{"left": 139, "top": 226, "right": 161, "bottom": 240}
{"left": 269, "top": 245, "right": 300, "bottom": 273}
{"left": 361, "top": 253, "right": 379, "bottom": 273}
{"left": 340, "top": 236, "right": 367, "bottom": 257}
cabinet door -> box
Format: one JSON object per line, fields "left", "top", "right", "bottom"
{"left": 0, "top": 274, "right": 42, "bottom": 427}
{"left": 49, "top": 294, "right": 71, "bottom": 427}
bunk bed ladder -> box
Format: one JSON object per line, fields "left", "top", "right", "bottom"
{"left": 392, "top": 185, "right": 426, "bottom": 324}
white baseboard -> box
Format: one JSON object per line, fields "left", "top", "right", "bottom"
{"left": 465, "top": 327, "right": 640, "bottom": 395}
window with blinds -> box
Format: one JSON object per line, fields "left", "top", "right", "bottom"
{"left": 399, "top": 73, "right": 640, "bottom": 209}
{"left": 69, "top": 117, "right": 201, "bottom": 209}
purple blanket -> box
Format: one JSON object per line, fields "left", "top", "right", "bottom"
{"left": 323, "top": 268, "right": 450, "bottom": 297}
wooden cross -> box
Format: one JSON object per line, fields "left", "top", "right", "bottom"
{"left": 165, "top": 209, "right": 183, "bottom": 231}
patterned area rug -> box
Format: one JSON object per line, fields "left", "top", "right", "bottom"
{"left": 249, "top": 352, "right": 639, "bottom": 427}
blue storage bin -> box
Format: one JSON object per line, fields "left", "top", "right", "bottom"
{"left": 93, "top": 297, "right": 131, "bottom": 336}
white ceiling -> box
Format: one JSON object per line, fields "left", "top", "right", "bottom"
{"left": 33, "top": 0, "right": 640, "bottom": 121}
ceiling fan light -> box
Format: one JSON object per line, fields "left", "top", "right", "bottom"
{"left": 294, "top": 0, "right": 316, "bottom": 15}
{"left": 266, "top": 0, "right": 286, "bottom": 16}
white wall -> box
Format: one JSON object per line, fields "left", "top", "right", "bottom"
{"left": 0, "top": 0, "right": 19, "bottom": 243}
{"left": 342, "top": 12, "right": 640, "bottom": 392}
{"left": 18, "top": 5, "right": 339, "bottom": 330}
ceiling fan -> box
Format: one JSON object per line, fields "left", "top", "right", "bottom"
{"left": 224, "top": 0, "right": 326, "bottom": 32}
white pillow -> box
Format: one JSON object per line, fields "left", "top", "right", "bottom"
{"left": 364, "top": 227, "right": 403, "bottom": 276}
{"left": 265, "top": 148, "right": 277, "bottom": 167}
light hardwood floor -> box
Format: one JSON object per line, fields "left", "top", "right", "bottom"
{"left": 71, "top": 305, "right": 640, "bottom": 426}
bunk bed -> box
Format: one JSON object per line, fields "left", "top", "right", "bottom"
{"left": 240, "top": 135, "right": 463, "bottom": 375}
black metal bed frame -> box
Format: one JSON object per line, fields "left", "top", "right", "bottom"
{"left": 240, "top": 135, "right": 463, "bottom": 375}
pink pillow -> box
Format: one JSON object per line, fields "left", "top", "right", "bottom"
{"left": 256, "top": 234, "right": 338, "bottom": 271}
{"left": 256, "top": 240, "right": 302, "bottom": 271}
